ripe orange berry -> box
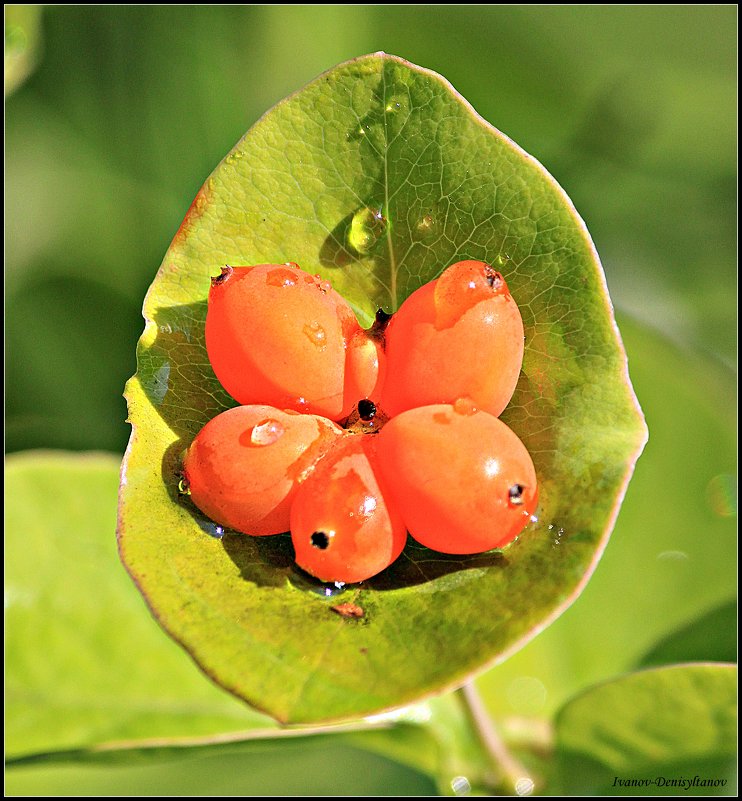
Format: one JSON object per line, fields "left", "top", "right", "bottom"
{"left": 182, "top": 405, "right": 344, "bottom": 536}
{"left": 205, "top": 264, "right": 379, "bottom": 421}
{"left": 380, "top": 260, "right": 524, "bottom": 418}
{"left": 290, "top": 435, "right": 407, "bottom": 583}
{"left": 342, "top": 328, "right": 386, "bottom": 418}
{"left": 376, "top": 403, "right": 538, "bottom": 554}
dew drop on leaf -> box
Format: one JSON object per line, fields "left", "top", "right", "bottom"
{"left": 416, "top": 214, "right": 435, "bottom": 235}
{"left": 347, "top": 206, "right": 387, "bottom": 254}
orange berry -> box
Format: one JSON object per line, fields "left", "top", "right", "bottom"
{"left": 376, "top": 404, "right": 537, "bottom": 554}
{"left": 290, "top": 435, "right": 407, "bottom": 583}
{"left": 182, "top": 405, "right": 344, "bottom": 536}
{"left": 205, "top": 264, "right": 377, "bottom": 421}
{"left": 381, "top": 260, "right": 524, "bottom": 418}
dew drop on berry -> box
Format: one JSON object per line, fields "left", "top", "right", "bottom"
{"left": 453, "top": 396, "right": 478, "bottom": 416}
{"left": 303, "top": 321, "right": 327, "bottom": 348}
{"left": 265, "top": 267, "right": 298, "bottom": 287}
{"left": 249, "top": 418, "right": 285, "bottom": 447}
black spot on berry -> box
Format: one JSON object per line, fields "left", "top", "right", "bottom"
{"left": 508, "top": 484, "right": 524, "bottom": 505}
{"left": 311, "top": 531, "right": 330, "bottom": 550}
{"left": 358, "top": 399, "right": 377, "bottom": 421}
{"left": 211, "top": 265, "right": 233, "bottom": 286}
{"left": 485, "top": 268, "right": 503, "bottom": 289}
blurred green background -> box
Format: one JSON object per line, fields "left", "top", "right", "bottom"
{"left": 5, "top": 4, "right": 736, "bottom": 796}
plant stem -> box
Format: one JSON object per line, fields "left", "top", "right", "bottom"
{"left": 457, "top": 681, "right": 534, "bottom": 796}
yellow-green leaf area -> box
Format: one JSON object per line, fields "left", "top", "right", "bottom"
{"left": 4, "top": 451, "right": 274, "bottom": 759}
{"left": 119, "top": 53, "right": 647, "bottom": 723}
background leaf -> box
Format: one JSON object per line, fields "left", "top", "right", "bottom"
{"left": 636, "top": 601, "right": 737, "bottom": 670}
{"left": 553, "top": 664, "right": 737, "bottom": 795}
{"left": 118, "top": 52, "right": 646, "bottom": 724}
{"left": 4, "top": 451, "right": 274, "bottom": 758}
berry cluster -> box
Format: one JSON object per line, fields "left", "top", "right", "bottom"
{"left": 181, "top": 261, "right": 538, "bottom": 583}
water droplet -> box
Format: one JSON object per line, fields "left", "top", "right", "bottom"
{"left": 657, "top": 550, "right": 689, "bottom": 562}
{"left": 453, "top": 396, "right": 478, "bottom": 416}
{"left": 706, "top": 474, "right": 737, "bottom": 517}
{"left": 451, "top": 776, "right": 471, "bottom": 796}
{"left": 177, "top": 476, "right": 191, "bottom": 496}
{"left": 515, "top": 777, "right": 535, "bottom": 796}
{"left": 495, "top": 252, "right": 512, "bottom": 269}
{"left": 347, "top": 206, "right": 387, "bottom": 255}
{"left": 416, "top": 214, "right": 434, "bottom": 235}
{"left": 249, "top": 419, "right": 285, "bottom": 446}
{"left": 266, "top": 267, "right": 297, "bottom": 287}
{"left": 196, "top": 518, "right": 225, "bottom": 539}
{"left": 303, "top": 321, "right": 327, "bottom": 348}
{"left": 225, "top": 150, "right": 245, "bottom": 165}
{"left": 308, "top": 579, "right": 346, "bottom": 597}
{"left": 319, "top": 279, "right": 332, "bottom": 293}
{"left": 147, "top": 361, "right": 171, "bottom": 405}
{"left": 385, "top": 101, "right": 402, "bottom": 113}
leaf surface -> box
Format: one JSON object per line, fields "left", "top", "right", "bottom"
{"left": 553, "top": 664, "right": 737, "bottom": 795}
{"left": 4, "top": 451, "right": 273, "bottom": 759}
{"left": 119, "top": 53, "right": 647, "bottom": 722}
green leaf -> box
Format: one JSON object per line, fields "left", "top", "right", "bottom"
{"left": 637, "top": 601, "right": 737, "bottom": 670}
{"left": 553, "top": 664, "right": 737, "bottom": 795}
{"left": 5, "top": 737, "right": 437, "bottom": 797}
{"left": 4, "top": 451, "right": 276, "bottom": 759}
{"left": 119, "top": 53, "right": 647, "bottom": 723}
